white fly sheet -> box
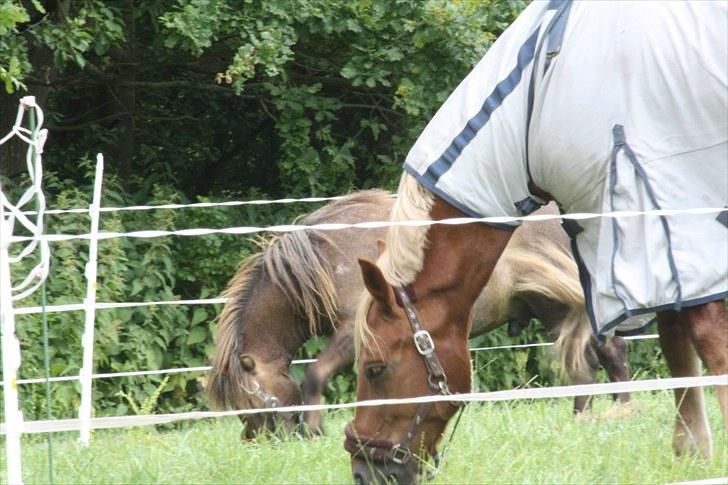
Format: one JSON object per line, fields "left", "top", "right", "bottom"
{"left": 404, "top": 0, "right": 728, "bottom": 336}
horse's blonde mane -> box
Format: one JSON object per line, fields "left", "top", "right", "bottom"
{"left": 355, "top": 173, "right": 435, "bottom": 354}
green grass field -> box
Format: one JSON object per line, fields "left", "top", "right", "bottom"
{"left": 4, "top": 390, "right": 726, "bottom": 484}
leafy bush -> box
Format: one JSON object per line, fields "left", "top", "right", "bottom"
{"left": 5, "top": 165, "right": 256, "bottom": 420}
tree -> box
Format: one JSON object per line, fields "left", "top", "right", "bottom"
{"left": 1, "top": 0, "right": 525, "bottom": 195}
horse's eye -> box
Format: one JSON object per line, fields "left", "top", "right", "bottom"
{"left": 364, "top": 363, "right": 387, "bottom": 382}
{"left": 240, "top": 355, "right": 255, "bottom": 372}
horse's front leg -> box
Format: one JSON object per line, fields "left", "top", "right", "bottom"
{"left": 657, "top": 308, "right": 714, "bottom": 458}
{"left": 567, "top": 340, "right": 599, "bottom": 414}
{"left": 301, "top": 320, "right": 355, "bottom": 435}
{"left": 593, "top": 335, "right": 631, "bottom": 404}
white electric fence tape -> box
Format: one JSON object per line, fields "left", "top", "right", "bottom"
{"left": 7, "top": 206, "right": 727, "bottom": 245}
{"left": 1, "top": 374, "right": 725, "bottom": 435}
{"left": 22, "top": 194, "right": 359, "bottom": 216}
{"left": 1, "top": 334, "right": 658, "bottom": 387}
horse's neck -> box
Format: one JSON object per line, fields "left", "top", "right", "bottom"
{"left": 471, "top": 260, "right": 514, "bottom": 334}
{"left": 415, "top": 198, "right": 513, "bottom": 333}
{"left": 252, "top": 276, "right": 311, "bottom": 360}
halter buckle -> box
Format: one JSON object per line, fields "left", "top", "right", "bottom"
{"left": 391, "top": 444, "right": 410, "bottom": 464}
{"left": 413, "top": 330, "right": 435, "bottom": 355}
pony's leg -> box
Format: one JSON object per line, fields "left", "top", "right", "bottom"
{"left": 569, "top": 342, "right": 599, "bottom": 413}
{"left": 593, "top": 336, "right": 631, "bottom": 403}
{"left": 683, "top": 301, "right": 728, "bottom": 428}
{"left": 657, "top": 310, "right": 712, "bottom": 457}
{"left": 301, "top": 321, "right": 355, "bottom": 435}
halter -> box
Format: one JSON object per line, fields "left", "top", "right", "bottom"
{"left": 344, "top": 284, "right": 463, "bottom": 471}
{"left": 241, "top": 375, "right": 299, "bottom": 422}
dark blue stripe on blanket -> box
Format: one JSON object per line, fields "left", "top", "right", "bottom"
{"left": 420, "top": 26, "right": 541, "bottom": 186}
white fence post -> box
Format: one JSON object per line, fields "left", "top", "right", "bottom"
{"left": 1, "top": 95, "right": 50, "bottom": 485}
{"left": 78, "top": 154, "right": 104, "bottom": 446}
{"left": 1, "top": 208, "right": 24, "bottom": 484}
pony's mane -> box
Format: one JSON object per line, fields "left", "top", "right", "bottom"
{"left": 355, "top": 174, "right": 434, "bottom": 353}
{"left": 220, "top": 194, "right": 386, "bottom": 343}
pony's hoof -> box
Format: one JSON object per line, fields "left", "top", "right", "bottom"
{"left": 301, "top": 423, "right": 325, "bottom": 437}
{"left": 574, "top": 409, "right": 595, "bottom": 423}
{"left": 600, "top": 400, "right": 641, "bottom": 420}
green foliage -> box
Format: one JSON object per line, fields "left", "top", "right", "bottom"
{"left": 4, "top": 166, "right": 255, "bottom": 420}
{"left": 31, "top": 1, "right": 125, "bottom": 68}
{"left": 0, "top": 0, "right": 31, "bottom": 92}
{"left": 2, "top": 0, "right": 528, "bottom": 196}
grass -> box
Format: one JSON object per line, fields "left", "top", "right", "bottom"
{"left": 3, "top": 390, "right": 726, "bottom": 484}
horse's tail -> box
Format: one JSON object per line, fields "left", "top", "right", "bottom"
{"left": 205, "top": 254, "right": 262, "bottom": 411}
{"left": 503, "top": 242, "right": 592, "bottom": 381}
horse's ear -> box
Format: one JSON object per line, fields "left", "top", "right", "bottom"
{"left": 376, "top": 239, "right": 386, "bottom": 257}
{"left": 358, "top": 258, "right": 394, "bottom": 310}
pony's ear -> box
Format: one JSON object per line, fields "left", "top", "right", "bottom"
{"left": 358, "top": 258, "right": 394, "bottom": 310}
{"left": 376, "top": 239, "right": 386, "bottom": 257}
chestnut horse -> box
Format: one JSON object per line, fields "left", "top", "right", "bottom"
{"left": 349, "top": 1, "right": 727, "bottom": 483}
{"left": 206, "top": 191, "right": 629, "bottom": 439}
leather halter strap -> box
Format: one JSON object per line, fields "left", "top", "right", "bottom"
{"left": 241, "top": 375, "right": 298, "bottom": 421}
{"left": 395, "top": 285, "right": 450, "bottom": 394}
{"left": 344, "top": 284, "right": 454, "bottom": 466}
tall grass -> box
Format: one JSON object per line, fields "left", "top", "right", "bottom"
{"left": 4, "top": 391, "right": 726, "bottom": 484}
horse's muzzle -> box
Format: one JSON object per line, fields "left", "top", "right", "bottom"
{"left": 345, "top": 423, "right": 421, "bottom": 485}
{"left": 351, "top": 458, "right": 418, "bottom": 485}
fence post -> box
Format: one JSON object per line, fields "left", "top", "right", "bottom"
{"left": 1, "top": 206, "right": 24, "bottom": 484}
{"left": 1, "top": 95, "right": 50, "bottom": 485}
{"left": 78, "top": 154, "right": 104, "bottom": 446}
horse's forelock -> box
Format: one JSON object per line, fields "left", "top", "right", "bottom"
{"left": 206, "top": 253, "right": 262, "bottom": 410}
{"left": 381, "top": 173, "right": 434, "bottom": 285}
{"left": 354, "top": 173, "right": 434, "bottom": 354}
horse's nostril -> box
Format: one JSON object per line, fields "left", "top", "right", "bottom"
{"left": 353, "top": 472, "right": 365, "bottom": 485}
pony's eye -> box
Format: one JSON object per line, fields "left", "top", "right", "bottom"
{"left": 364, "top": 363, "right": 387, "bottom": 382}
{"left": 240, "top": 355, "right": 255, "bottom": 372}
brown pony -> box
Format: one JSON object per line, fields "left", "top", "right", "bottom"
{"left": 206, "top": 190, "right": 629, "bottom": 439}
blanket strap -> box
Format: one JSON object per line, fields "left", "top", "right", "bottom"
{"left": 523, "top": 0, "right": 574, "bottom": 208}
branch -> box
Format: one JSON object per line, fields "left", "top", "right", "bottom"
{"left": 337, "top": 102, "right": 402, "bottom": 118}
{"left": 46, "top": 112, "right": 131, "bottom": 132}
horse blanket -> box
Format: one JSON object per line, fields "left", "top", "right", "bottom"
{"left": 404, "top": 0, "right": 728, "bottom": 337}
